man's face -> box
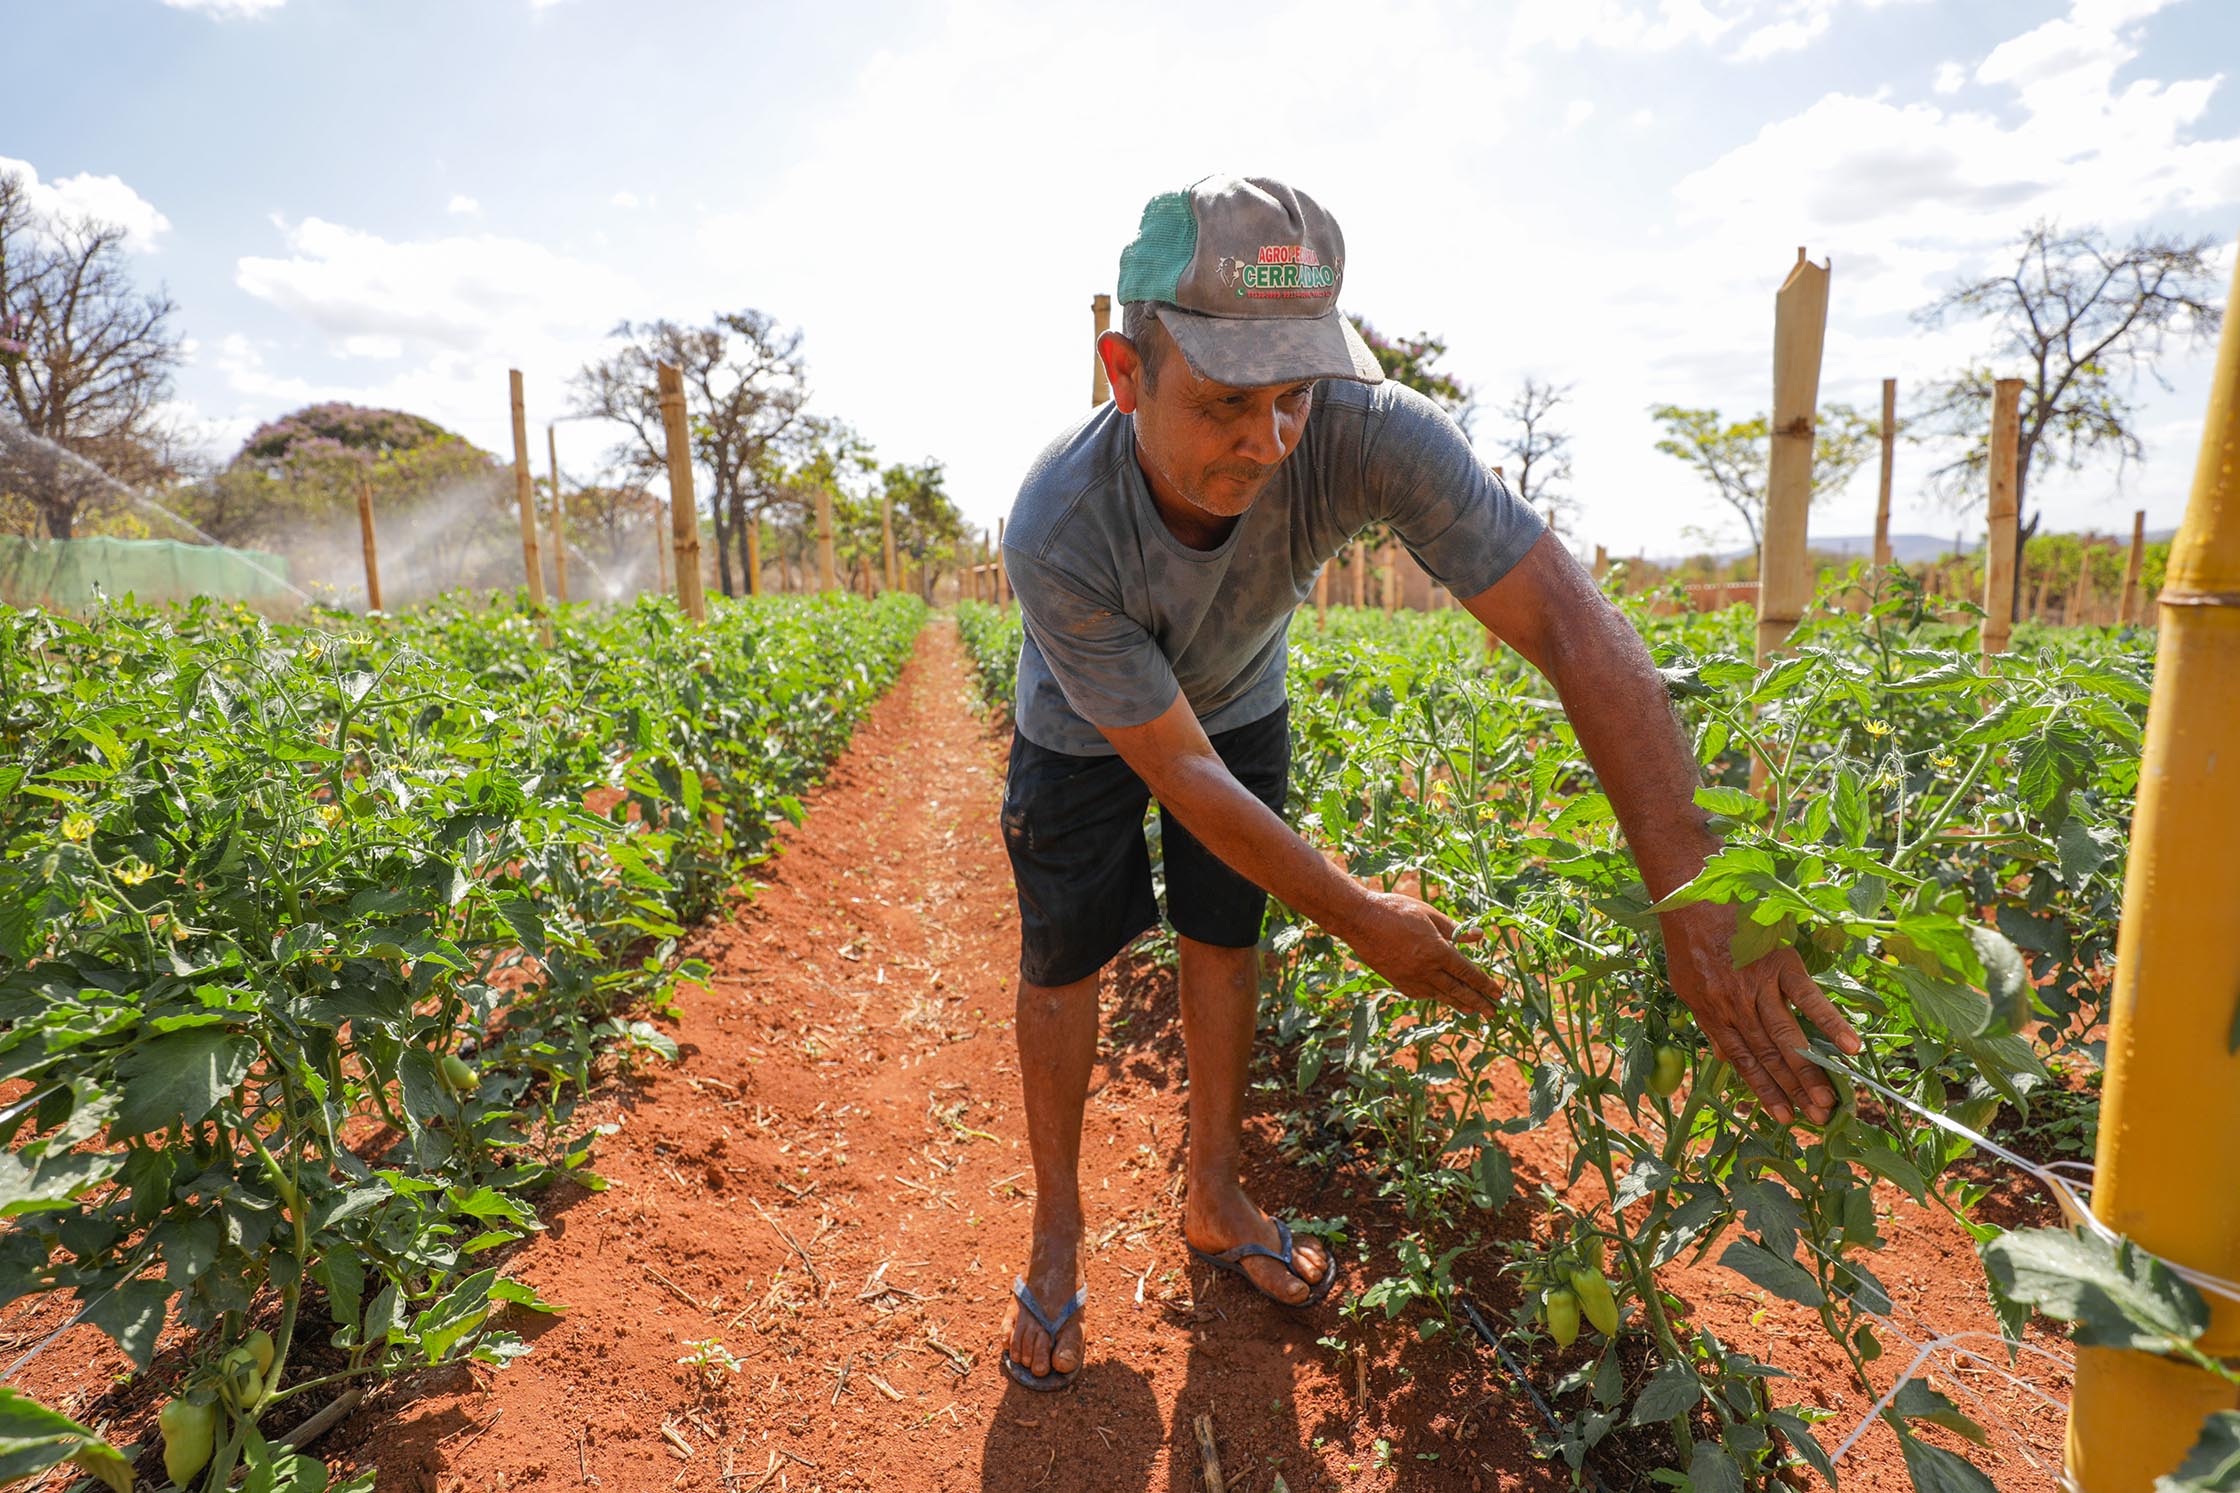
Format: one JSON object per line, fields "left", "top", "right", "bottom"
{"left": 1106, "top": 329, "right": 1315, "bottom": 520}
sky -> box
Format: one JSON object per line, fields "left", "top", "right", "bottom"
{"left": 4, "top": 0, "right": 2237, "bottom": 557}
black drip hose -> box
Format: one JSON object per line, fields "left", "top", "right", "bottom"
{"left": 1455, "top": 1292, "right": 1621, "bottom": 1493}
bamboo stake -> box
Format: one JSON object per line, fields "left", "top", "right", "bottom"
{"left": 1092, "top": 294, "right": 1112, "bottom": 406}
{"left": 547, "top": 423, "right": 568, "bottom": 605}
{"left": 746, "top": 516, "right": 760, "bottom": 598}
{"left": 2065, "top": 240, "right": 2240, "bottom": 1493}
{"left": 881, "top": 496, "right": 897, "bottom": 593}
{"left": 1315, "top": 563, "right": 1328, "bottom": 625}
{"left": 1351, "top": 539, "right": 1367, "bottom": 607}
{"left": 815, "top": 489, "right": 836, "bottom": 591}
{"left": 1873, "top": 377, "right": 1896, "bottom": 569}
{"left": 2120, "top": 508, "right": 2146, "bottom": 626}
{"left": 1382, "top": 541, "right": 1398, "bottom": 615}
{"left": 653, "top": 496, "right": 669, "bottom": 592}
{"left": 1981, "top": 378, "right": 2023, "bottom": 659}
{"left": 655, "top": 362, "right": 707, "bottom": 623}
{"left": 355, "top": 475, "right": 383, "bottom": 613}
{"left": 508, "top": 370, "right": 552, "bottom": 645}
{"left": 2075, "top": 546, "right": 2095, "bottom": 626}
{"left": 1592, "top": 544, "right": 1609, "bottom": 580}
{"left": 1756, "top": 248, "right": 1830, "bottom": 666}
{"left": 996, "top": 518, "right": 1008, "bottom": 609}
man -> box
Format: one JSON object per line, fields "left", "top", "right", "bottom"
{"left": 995, "top": 175, "right": 1861, "bottom": 1390}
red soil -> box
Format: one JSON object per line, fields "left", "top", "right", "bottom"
{"left": 8, "top": 617, "right": 2073, "bottom": 1492}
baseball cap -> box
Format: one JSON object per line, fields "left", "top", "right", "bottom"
{"left": 1116, "top": 174, "right": 1384, "bottom": 389}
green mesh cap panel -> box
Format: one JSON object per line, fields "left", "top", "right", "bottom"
{"left": 1116, "top": 190, "right": 1198, "bottom": 304}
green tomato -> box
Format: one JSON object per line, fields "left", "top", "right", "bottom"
{"left": 1569, "top": 1269, "right": 1622, "bottom": 1337}
{"left": 1543, "top": 1288, "right": 1581, "bottom": 1348}
{"left": 159, "top": 1396, "right": 217, "bottom": 1486}
{"left": 1648, "top": 1045, "right": 1688, "bottom": 1098}
{"left": 440, "top": 1054, "right": 478, "bottom": 1094}
{"left": 244, "top": 1327, "right": 275, "bottom": 1376}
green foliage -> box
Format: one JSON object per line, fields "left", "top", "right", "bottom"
{"left": 1345, "top": 315, "right": 1474, "bottom": 430}
{"left": 0, "top": 588, "right": 924, "bottom": 1488}
{"left": 1648, "top": 403, "right": 1879, "bottom": 555}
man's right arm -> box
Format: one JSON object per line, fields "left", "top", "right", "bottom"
{"left": 1099, "top": 694, "right": 1503, "bottom": 1018}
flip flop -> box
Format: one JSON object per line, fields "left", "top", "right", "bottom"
{"left": 1000, "top": 1275, "right": 1087, "bottom": 1392}
{"left": 1188, "top": 1217, "right": 1339, "bottom": 1309}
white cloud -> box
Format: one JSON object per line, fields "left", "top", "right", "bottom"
{"left": 0, "top": 156, "right": 171, "bottom": 251}
{"left": 1507, "top": 0, "right": 1740, "bottom": 54}
{"left": 1932, "top": 60, "right": 1965, "bottom": 94}
{"left": 446, "top": 194, "right": 480, "bottom": 216}
{"left": 160, "top": 0, "right": 287, "bottom": 16}
{"left": 609, "top": 190, "right": 640, "bottom": 210}
{"left": 1564, "top": 99, "right": 1597, "bottom": 131}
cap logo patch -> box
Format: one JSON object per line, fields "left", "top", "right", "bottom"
{"left": 1219, "top": 244, "right": 1338, "bottom": 299}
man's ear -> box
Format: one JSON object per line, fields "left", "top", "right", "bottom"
{"left": 1099, "top": 331, "right": 1144, "bottom": 414}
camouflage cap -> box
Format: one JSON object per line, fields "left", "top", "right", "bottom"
{"left": 1115, "top": 174, "right": 1383, "bottom": 389}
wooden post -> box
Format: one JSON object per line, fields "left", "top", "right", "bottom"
{"left": 1314, "top": 563, "right": 1329, "bottom": 624}
{"left": 2075, "top": 546, "right": 2095, "bottom": 626}
{"left": 656, "top": 362, "right": 707, "bottom": 623}
{"left": 996, "top": 518, "right": 1009, "bottom": 608}
{"left": 1351, "top": 539, "right": 1367, "bottom": 607}
{"left": 355, "top": 474, "right": 383, "bottom": 613}
{"left": 1091, "top": 293, "right": 1112, "bottom": 406}
{"left": 1592, "top": 544, "right": 1609, "bottom": 579}
{"left": 881, "top": 496, "right": 897, "bottom": 592}
{"left": 1382, "top": 541, "right": 1398, "bottom": 614}
{"left": 2029, "top": 572, "right": 2048, "bottom": 623}
{"left": 653, "top": 496, "right": 669, "bottom": 592}
{"left": 547, "top": 423, "right": 569, "bottom": 604}
{"left": 815, "top": 489, "right": 836, "bottom": 591}
{"left": 1874, "top": 377, "right": 1896, "bottom": 569}
{"left": 508, "top": 369, "right": 552, "bottom": 644}
{"left": 1981, "top": 378, "right": 2024, "bottom": 659}
{"left": 745, "top": 516, "right": 760, "bottom": 598}
{"left": 1756, "top": 248, "right": 1831, "bottom": 666}
{"left": 2120, "top": 508, "right": 2146, "bottom": 625}
{"left": 982, "top": 531, "right": 995, "bottom": 608}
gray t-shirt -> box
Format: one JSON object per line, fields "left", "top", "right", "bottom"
{"left": 1003, "top": 379, "right": 1544, "bottom": 757}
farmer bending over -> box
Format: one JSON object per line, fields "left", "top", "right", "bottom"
{"left": 995, "top": 175, "right": 1862, "bottom": 1390}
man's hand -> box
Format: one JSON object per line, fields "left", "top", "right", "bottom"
{"left": 1341, "top": 889, "right": 1504, "bottom": 1019}
{"left": 1662, "top": 902, "right": 1862, "bottom": 1125}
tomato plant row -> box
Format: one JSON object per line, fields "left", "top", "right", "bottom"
{"left": 0, "top": 590, "right": 925, "bottom": 1490}
{"left": 957, "top": 579, "right": 2171, "bottom": 1491}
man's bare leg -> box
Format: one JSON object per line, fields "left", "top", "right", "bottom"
{"left": 1005, "top": 970, "right": 1098, "bottom": 1378}
{"left": 1177, "top": 936, "right": 1328, "bottom": 1301}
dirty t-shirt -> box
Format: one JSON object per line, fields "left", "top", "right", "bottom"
{"left": 1002, "top": 378, "right": 1545, "bottom": 757}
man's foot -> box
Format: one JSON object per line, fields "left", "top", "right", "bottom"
{"left": 1004, "top": 1215, "right": 1086, "bottom": 1380}
{"left": 1183, "top": 1182, "right": 1331, "bottom": 1306}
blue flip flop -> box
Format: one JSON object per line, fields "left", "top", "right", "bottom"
{"left": 1188, "top": 1218, "right": 1339, "bottom": 1309}
{"left": 1000, "top": 1275, "right": 1087, "bottom": 1392}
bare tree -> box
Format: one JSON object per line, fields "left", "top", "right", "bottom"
{"left": 0, "top": 169, "right": 184, "bottom": 538}
{"left": 1912, "top": 221, "right": 2223, "bottom": 611}
{"left": 1493, "top": 375, "right": 1576, "bottom": 536}
{"left": 572, "top": 310, "right": 808, "bottom": 596}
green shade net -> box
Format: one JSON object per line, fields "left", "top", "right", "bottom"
{"left": 0, "top": 536, "right": 294, "bottom": 609}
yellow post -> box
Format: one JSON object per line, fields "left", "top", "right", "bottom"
{"left": 1092, "top": 293, "right": 1112, "bottom": 406}
{"left": 816, "top": 489, "right": 836, "bottom": 591}
{"left": 2121, "top": 509, "right": 2146, "bottom": 626}
{"left": 547, "top": 423, "right": 569, "bottom": 605}
{"left": 2065, "top": 242, "right": 2240, "bottom": 1493}
{"left": 656, "top": 362, "right": 707, "bottom": 623}
{"left": 1980, "top": 379, "right": 2023, "bottom": 659}
{"left": 508, "top": 370, "right": 552, "bottom": 645}
{"left": 1873, "top": 377, "right": 1896, "bottom": 570}
{"left": 1757, "top": 248, "right": 1830, "bottom": 666}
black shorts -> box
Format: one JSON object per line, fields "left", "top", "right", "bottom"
{"left": 1000, "top": 704, "right": 1289, "bottom": 988}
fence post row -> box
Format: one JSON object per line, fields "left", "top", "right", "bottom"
{"left": 655, "top": 361, "right": 707, "bottom": 623}
{"left": 508, "top": 369, "right": 553, "bottom": 646}
{"left": 2064, "top": 236, "right": 2240, "bottom": 1493}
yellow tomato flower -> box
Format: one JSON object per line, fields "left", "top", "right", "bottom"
{"left": 61, "top": 811, "right": 95, "bottom": 842}
{"left": 1862, "top": 719, "right": 1892, "bottom": 739}
{"left": 116, "top": 860, "right": 156, "bottom": 886}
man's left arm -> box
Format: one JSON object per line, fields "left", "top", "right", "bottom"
{"left": 1458, "top": 532, "right": 1862, "bottom": 1124}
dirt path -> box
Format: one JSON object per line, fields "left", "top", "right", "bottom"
{"left": 333, "top": 617, "right": 1540, "bottom": 1493}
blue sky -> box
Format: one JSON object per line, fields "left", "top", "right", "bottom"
{"left": 5, "top": 0, "right": 2236, "bottom": 554}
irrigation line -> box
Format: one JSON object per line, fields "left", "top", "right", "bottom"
{"left": 1455, "top": 1292, "right": 1621, "bottom": 1493}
